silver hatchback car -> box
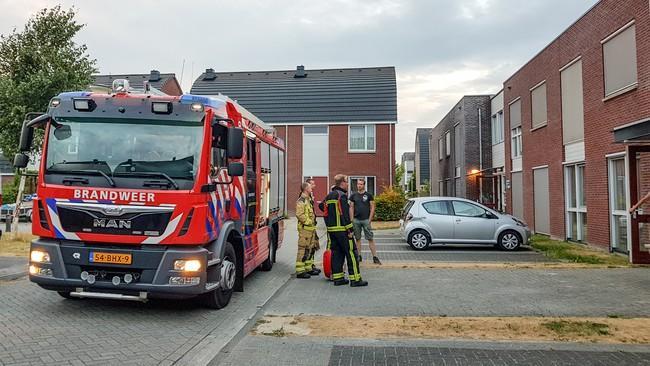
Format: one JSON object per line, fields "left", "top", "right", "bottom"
{"left": 399, "top": 197, "right": 531, "bottom": 251}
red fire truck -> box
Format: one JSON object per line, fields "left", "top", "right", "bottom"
{"left": 14, "top": 80, "right": 286, "bottom": 309}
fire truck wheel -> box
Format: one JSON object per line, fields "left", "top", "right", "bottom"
{"left": 202, "top": 241, "right": 236, "bottom": 309}
{"left": 259, "top": 228, "right": 276, "bottom": 271}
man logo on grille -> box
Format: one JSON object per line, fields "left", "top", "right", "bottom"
{"left": 93, "top": 218, "right": 132, "bottom": 229}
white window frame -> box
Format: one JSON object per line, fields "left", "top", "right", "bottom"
{"left": 348, "top": 125, "right": 376, "bottom": 152}
{"left": 601, "top": 20, "right": 638, "bottom": 99}
{"left": 511, "top": 127, "right": 522, "bottom": 158}
{"left": 608, "top": 155, "right": 630, "bottom": 253}
{"left": 491, "top": 111, "right": 504, "bottom": 145}
{"left": 349, "top": 176, "right": 376, "bottom": 196}
{"left": 564, "top": 163, "right": 587, "bottom": 242}
{"left": 438, "top": 137, "right": 444, "bottom": 161}
{"left": 445, "top": 131, "right": 451, "bottom": 157}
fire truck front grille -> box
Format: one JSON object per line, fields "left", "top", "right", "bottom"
{"left": 56, "top": 203, "right": 173, "bottom": 236}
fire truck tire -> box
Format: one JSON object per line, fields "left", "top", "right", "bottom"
{"left": 260, "top": 228, "right": 276, "bottom": 271}
{"left": 202, "top": 241, "right": 236, "bottom": 309}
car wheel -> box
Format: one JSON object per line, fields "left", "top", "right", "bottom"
{"left": 498, "top": 230, "right": 521, "bottom": 251}
{"left": 407, "top": 230, "right": 430, "bottom": 251}
{"left": 202, "top": 241, "right": 236, "bottom": 309}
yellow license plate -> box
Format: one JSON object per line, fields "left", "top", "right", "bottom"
{"left": 90, "top": 252, "right": 132, "bottom": 265}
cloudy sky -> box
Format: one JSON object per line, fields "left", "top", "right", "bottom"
{"left": 0, "top": 0, "right": 598, "bottom": 158}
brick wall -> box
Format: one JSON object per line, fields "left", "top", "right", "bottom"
{"left": 329, "top": 124, "right": 394, "bottom": 195}
{"left": 430, "top": 96, "right": 491, "bottom": 199}
{"left": 280, "top": 123, "right": 394, "bottom": 213}
{"left": 503, "top": 0, "right": 650, "bottom": 251}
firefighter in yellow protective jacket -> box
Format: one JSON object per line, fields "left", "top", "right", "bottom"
{"left": 295, "top": 182, "right": 321, "bottom": 278}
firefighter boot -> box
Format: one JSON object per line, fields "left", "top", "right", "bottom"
{"left": 308, "top": 267, "right": 321, "bottom": 276}
{"left": 333, "top": 278, "right": 349, "bottom": 286}
{"left": 350, "top": 279, "right": 368, "bottom": 287}
{"left": 296, "top": 272, "right": 311, "bottom": 279}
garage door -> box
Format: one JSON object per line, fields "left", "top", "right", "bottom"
{"left": 533, "top": 167, "right": 550, "bottom": 234}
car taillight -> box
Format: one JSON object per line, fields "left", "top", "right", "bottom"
{"left": 406, "top": 213, "right": 413, "bottom": 222}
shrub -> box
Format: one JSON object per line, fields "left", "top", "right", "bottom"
{"left": 375, "top": 186, "right": 407, "bottom": 221}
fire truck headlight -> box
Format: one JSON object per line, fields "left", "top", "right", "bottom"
{"left": 174, "top": 259, "right": 201, "bottom": 272}
{"left": 30, "top": 250, "right": 50, "bottom": 263}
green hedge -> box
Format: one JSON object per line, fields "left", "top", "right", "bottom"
{"left": 374, "top": 187, "right": 407, "bottom": 221}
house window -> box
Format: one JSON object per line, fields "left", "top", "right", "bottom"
{"left": 531, "top": 82, "right": 548, "bottom": 129}
{"left": 445, "top": 132, "right": 451, "bottom": 157}
{"left": 511, "top": 127, "right": 522, "bottom": 158}
{"left": 438, "top": 137, "right": 444, "bottom": 160}
{"left": 455, "top": 166, "right": 461, "bottom": 178}
{"left": 350, "top": 176, "right": 376, "bottom": 195}
{"left": 565, "top": 163, "right": 587, "bottom": 242}
{"left": 602, "top": 21, "right": 637, "bottom": 98}
{"left": 608, "top": 157, "right": 628, "bottom": 252}
{"left": 348, "top": 125, "right": 375, "bottom": 152}
{"left": 491, "top": 111, "right": 504, "bottom": 145}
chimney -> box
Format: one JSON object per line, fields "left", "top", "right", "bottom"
{"left": 294, "top": 65, "right": 307, "bottom": 78}
{"left": 203, "top": 68, "right": 216, "bottom": 81}
{"left": 149, "top": 70, "right": 161, "bottom": 82}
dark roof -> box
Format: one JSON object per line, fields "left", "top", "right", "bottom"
{"left": 401, "top": 152, "right": 415, "bottom": 161}
{"left": 190, "top": 66, "right": 397, "bottom": 124}
{"left": 92, "top": 70, "right": 178, "bottom": 92}
{"left": 416, "top": 128, "right": 433, "bottom": 139}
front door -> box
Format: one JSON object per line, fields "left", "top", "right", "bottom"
{"left": 450, "top": 200, "right": 496, "bottom": 243}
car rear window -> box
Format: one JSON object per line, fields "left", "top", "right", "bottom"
{"left": 422, "top": 201, "right": 450, "bottom": 215}
{"left": 401, "top": 200, "right": 415, "bottom": 219}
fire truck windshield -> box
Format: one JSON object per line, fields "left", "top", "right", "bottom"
{"left": 45, "top": 117, "right": 204, "bottom": 189}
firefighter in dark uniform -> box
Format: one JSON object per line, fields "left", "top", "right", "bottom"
{"left": 319, "top": 174, "right": 368, "bottom": 287}
{"left": 295, "top": 182, "right": 320, "bottom": 278}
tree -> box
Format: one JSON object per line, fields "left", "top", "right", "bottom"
{"left": 0, "top": 6, "right": 96, "bottom": 159}
{"left": 393, "top": 162, "right": 405, "bottom": 191}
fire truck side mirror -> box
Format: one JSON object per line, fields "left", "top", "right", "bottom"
{"left": 227, "top": 162, "right": 244, "bottom": 177}
{"left": 18, "top": 121, "right": 34, "bottom": 152}
{"left": 13, "top": 153, "right": 29, "bottom": 169}
{"left": 227, "top": 127, "right": 244, "bottom": 159}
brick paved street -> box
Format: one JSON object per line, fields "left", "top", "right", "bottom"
{"left": 213, "top": 228, "right": 650, "bottom": 366}
{"left": 0, "top": 221, "right": 301, "bottom": 366}
{"left": 215, "top": 336, "right": 650, "bottom": 366}
{"left": 355, "top": 230, "right": 552, "bottom": 263}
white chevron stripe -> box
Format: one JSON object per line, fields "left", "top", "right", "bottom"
{"left": 47, "top": 205, "right": 80, "bottom": 240}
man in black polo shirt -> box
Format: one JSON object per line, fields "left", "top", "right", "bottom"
{"left": 349, "top": 178, "right": 381, "bottom": 265}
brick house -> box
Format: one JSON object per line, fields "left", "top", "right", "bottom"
{"left": 91, "top": 70, "right": 183, "bottom": 96}
{"left": 502, "top": 0, "right": 650, "bottom": 263}
{"left": 190, "top": 66, "right": 397, "bottom": 213}
{"left": 401, "top": 152, "right": 415, "bottom": 192}
{"left": 429, "top": 96, "right": 492, "bottom": 202}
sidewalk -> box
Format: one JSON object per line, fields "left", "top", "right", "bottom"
{"left": 0, "top": 256, "right": 27, "bottom": 281}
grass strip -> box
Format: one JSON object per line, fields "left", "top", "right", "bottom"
{"left": 530, "top": 235, "right": 630, "bottom": 266}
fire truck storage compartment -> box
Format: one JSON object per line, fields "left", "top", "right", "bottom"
{"left": 259, "top": 141, "right": 285, "bottom": 220}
